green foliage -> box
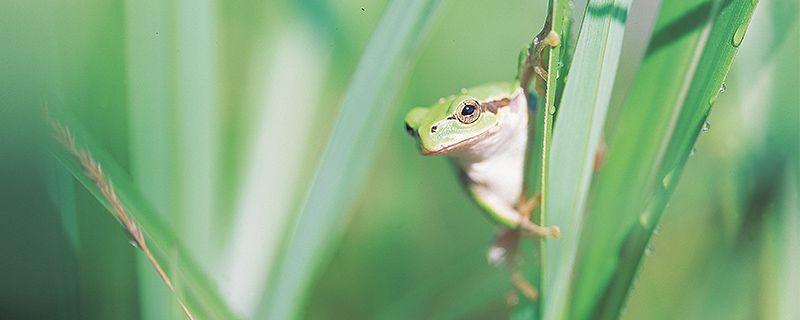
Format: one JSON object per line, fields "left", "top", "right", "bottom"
{"left": 2, "top": 0, "right": 795, "bottom": 319}
{"left": 572, "top": 1, "right": 761, "bottom": 319}
{"left": 256, "top": 1, "right": 442, "bottom": 318}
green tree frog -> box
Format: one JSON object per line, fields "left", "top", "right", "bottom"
{"left": 404, "top": 81, "right": 560, "bottom": 238}
{"left": 403, "top": 14, "right": 563, "bottom": 287}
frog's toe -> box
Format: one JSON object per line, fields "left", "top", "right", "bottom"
{"left": 548, "top": 225, "right": 561, "bottom": 239}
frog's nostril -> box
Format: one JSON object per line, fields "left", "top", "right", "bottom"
{"left": 430, "top": 125, "right": 438, "bottom": 133}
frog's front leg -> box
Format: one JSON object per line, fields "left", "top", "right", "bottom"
{"left": 518, "top": 6, "right": 562, "bottom": 91}
{"left": 531, "top": 11, "right": 561, "bottom": 81}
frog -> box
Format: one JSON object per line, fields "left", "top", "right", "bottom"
{"left": 403, "top": 13, "right": 562, "bottom": 301}
{"left": 404, "top": 83, "right": 559, "bottom": 237}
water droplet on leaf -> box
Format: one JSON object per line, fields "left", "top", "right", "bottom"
{"left": 708, "top": 93, "right": 718, "bottom": 106}
{"left": 640, "top": 212, "right": 650, "bottom": 228}
{"left": 719, "top": 82, "right": 726, "bottom": 94}
{"left": 702, "top": 121, "right": 711, "bottom": 132}
{"left": 732, "top": 23, "right": 747, "bottom": 47}
{"left": 662, "top": 171, "right": 674, "bottom": 188}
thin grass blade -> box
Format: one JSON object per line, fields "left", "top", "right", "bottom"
{"left": 541, "top": 0, "right": 631, "bottom": 319}
{"left": 516, "top": 0, "right": 572, "bottom": 317}
{"left": 124, "top": 0, "right": 180, "bottom": 317}
{"left": 174, "top": 0, "right": 222, "bottom": 264}
{"left": 256, "top": 1, "right": 442, "bottom": 318}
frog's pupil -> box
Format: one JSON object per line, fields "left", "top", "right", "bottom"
{"left": 462, "top": 104, "right": 476, "bottom": 116}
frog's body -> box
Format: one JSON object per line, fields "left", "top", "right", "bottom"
{"left": 403, "top": 24, "right": 562, "bottom": 241}
{"left": 405, "top": 82, "right": 531, "bottom": 228}
{"left": 403, "top": 12, "right": 562, "bottom": 302}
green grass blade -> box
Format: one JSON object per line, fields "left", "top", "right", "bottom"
{"left": 774, "top": 174, "right": 800, "bottom": 320}
{"left": 221, "top": 23, "right": 330, "bottom": 316}
{"left": 124, "top": 0, "right": 179, "bottom": 318}
{"left": 541, "top": 0, "right": 631, "bottom": 319}
{"left": 537, "top": 0, "right": 572, "bottom": 272}
{"left": 174, "top": 0, "right": 222, "bottom": 263}
{"left": 538, "top": 0, "right": 572, "bottom": 224}
{"left": 516, "top": 0, "right": 572, "bottom": 318}
{"left": 49, "top": 114, "right": 241, "bottom": 320}
{"left": 571, "top": 0, "right": 761, "bottom": 318}
{"left": 256, "top": 1, "right": 442, "bottom": 318}
{"left": 762, "top": 14, "right": 799, "bottom": 317}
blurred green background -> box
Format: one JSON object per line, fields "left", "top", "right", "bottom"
{"left": 0, "top": 0, "right": 797, "bottom": 319}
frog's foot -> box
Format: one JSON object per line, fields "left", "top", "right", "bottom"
{"left": 516, "top": 193, "right": 561, "bottom": 238}
{"left": 520, "top": 219, "right": 561, "bottom": 238}
{"left": 487, "top": 228, "right": 521, "bottom": 267}
{"left": 511, "top": 268, "right": 539, "bottom": 302}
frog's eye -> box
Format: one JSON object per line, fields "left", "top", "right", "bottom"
{"left": 404, "top": 122, "right": 416, "bottom": 137}
{"left": 456, "top": 98, "right": 481, "bottom": 124}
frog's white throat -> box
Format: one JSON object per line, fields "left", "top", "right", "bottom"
{"left": 449, "top": 88, "right": 529, "bottom": 207}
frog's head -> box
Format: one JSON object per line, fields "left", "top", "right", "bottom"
{"left": 404, "top": 82, "right": 522, "bottom": 155}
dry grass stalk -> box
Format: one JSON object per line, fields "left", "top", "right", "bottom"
{"left": 50, "top": 119, "right": 195, "bottom": 320}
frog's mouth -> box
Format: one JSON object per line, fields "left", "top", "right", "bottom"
{"left": 420, "top": 126, "right": 497, "bottom": 156}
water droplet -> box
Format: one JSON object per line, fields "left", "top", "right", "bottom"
{"left": 549, "top": 105, "right": 556, "bottom": 114}
{"left": 732, "top": 23, "right": 747, "bottom": 47}
{"left": 128, "top": 239, "right": 140, "bottom": 249}
{"left": 719, "top": 82, "right": 727, "bottom": 94}
{"left": 640, "top": 212, "right": 650, "bottom": 228}
{"left": 645, "top": 243, "right": 655, "bottom": 256}
{"left": 662, "top": 171, "right": 674, "bottom": 188}
{"left": 690, "top": 147, "right": 696, "bottom": 156}
{"left": 702, "top": 120, "right": 711, "bottom": 132}
{"left": 708, "top": 93, "right": 718, "bottom": 106}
